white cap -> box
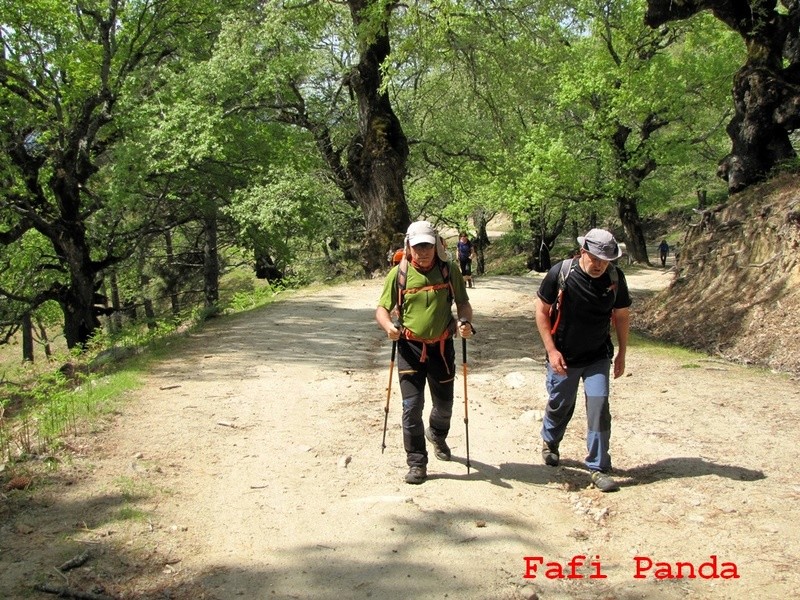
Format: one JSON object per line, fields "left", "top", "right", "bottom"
{"left": 406, "top": 221, "right": 437, "bottom": 246}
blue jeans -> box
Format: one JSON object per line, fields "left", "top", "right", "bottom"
{"left": 540, "top": 358, "right": 612, "bottom": 472}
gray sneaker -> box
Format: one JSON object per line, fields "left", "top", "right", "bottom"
{"left": 405, "top": 466, "right": 427, "bottom": 485}
{"left": 591, "top": 471, "right": 620, "bottom": 492}
{"left": 425, "top": 427, "right": 451, "bottom": 461}
{"left": 541, "top": 442, "right": 560, "bottom": 466}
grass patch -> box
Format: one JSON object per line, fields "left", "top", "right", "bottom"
{"left": 627, "top": 331, "right": 713, "bottom": 369}
{"left": 627, "top": 331, "right": 705, "bottom": 357}
{"left": 0, "top": 365, "right": 144, "bottom": 464}
{"left": 116, "top": 506, "right": 149, "bottom": 522}
{"left": 114, "top": 475, "right": 159, "bottom": 501}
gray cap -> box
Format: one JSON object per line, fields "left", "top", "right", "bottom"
{"left": 406, "top": 220, "right": 437, "bottom": 246}
{"left": 577, "top": 228, "right": 623, "bottom": 261}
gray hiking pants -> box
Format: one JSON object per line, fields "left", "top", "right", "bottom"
{"left": 397, "top": 338, "right": 455, "bottom": 468}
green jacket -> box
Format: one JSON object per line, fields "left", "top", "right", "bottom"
{"left": 378, "top": 260, "right": 469, "bottom": 340}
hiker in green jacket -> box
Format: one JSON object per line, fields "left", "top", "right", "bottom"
{"left": 376, "top": 221, "right": 474, "bottom": 485}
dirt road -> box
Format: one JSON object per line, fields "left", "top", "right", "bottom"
{"left": 2, "top": 269, "right": 800, "bottom": 599}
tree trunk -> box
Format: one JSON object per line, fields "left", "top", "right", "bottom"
{"left": 60, "top": 273, "right": 101, "bottom": 350}
{"left": 254, "top": 247, "right": 283, "bottom": 281}
{"left": 525, "top": 210, "right": 567, "bottom": 272}
{"left": 717, "top": 65, "right": 797, "bottom": 192}
{"left": 137, "top": 247, "right": 157, "bottom": 330}
{"left": 645, "top": 0, "right": 800, "bottom": 193}
{"left": 617, "top": 195, "right": 650, "bottom": 264}
{"left": 54, "top": 223, "right": 103, "bottom": 349}
{"left": 164, "top": 230, "right": 181, "bottom": 316}
{"left": 35, "top": 317, "right": 52, "bottom": 359}
{"left": 528, "top": 235, "right": 552, "bottom": 272}
{"left": 22, "top": 313, "right": 34, "bottom": 362}
{"left": 696, "top": 189, "right": 707, "bottom": 209}
{"left": 471, "top": 210, "right": 492, "bottom": 275}
{"left": 250, "top": 227, "right": 284, "bottom": 281}
{"left": 140, "top": 275, "right": 156, "bottom": 330}
{"left": 346, "top": 0, "right": 411, "bottom": 273}
{"left": 110, "top": 271, "right": 123, "bottom": 333}
{"left": 203, "top": 209, "right": 219, "bottom": 309}
{"left": 608, "top": 118, "right": 663, "bottom": 264}
{"left": 143, "top": 297, "right": 156, "bottom": 330}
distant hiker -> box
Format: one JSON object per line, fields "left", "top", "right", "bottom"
{"left": 375, "top": 221, "right": 474, "bottom": 485}
{"left": 658, "top": 239, "right": 669, "bottom": 267}
{"left": 533, "top": 228, "right": 632, "bottom": 492}
{"left": 456, "top": 232, "right": 475, "bottom": 288}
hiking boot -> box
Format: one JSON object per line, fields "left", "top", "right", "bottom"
{"left": 425, "top": 427, "right": 451, "bottom": 461}
{"left": 541, "top": 442, "right": 560, "bottom": 467}
{"left": 591, "top": 471, "right": 620, "bottom": 492}
{"left": 405, "top": 466, "right": 427, "bottom": 485}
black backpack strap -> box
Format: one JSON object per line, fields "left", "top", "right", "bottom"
{"left": 558, "top": 258, "right": 574, "bottom": 291}
{"left": 549, "top": 258, "right": 574, "bottom": 335}
{"left": 607, "top": 263, "right": 619, "bottom": 303}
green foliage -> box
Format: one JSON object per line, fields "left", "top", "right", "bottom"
{"left": 0, "top": 364, "right": 139, "bottom": 464}
{"left": 397, "top": 0, "right": 743, "bottom": 251}
{"left": 482, "top": 231, "right": 532, "bottom": 275}
{"left": 0, "top": 0, "right": 760, "bottom": 356}
{"left": 225, "top": 166, "right": 340, "bottom": 272}
{"left": 227, "top": 284, "right": 281, "bottom": 313}
{"left": 0, "top": 231, "right": 62, "bottom": 334}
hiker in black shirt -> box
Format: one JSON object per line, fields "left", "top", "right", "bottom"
{"left": 658, "top": 239, "right": 669, "bottom": 267}
{"left": 533, "top": 228, "right": 632, "bottom": 492}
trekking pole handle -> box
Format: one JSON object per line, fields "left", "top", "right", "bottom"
{"left": 458, "top": 317, "right": 476, "bottom": 335}
{"left": 391, "top": 318, "right": 403, "bottom": 352}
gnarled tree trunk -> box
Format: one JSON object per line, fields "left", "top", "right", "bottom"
{"left": 616, "top": 194, "right": 649, "bottom": 264}
{"left": 346, "top": 0, "right": 411, "bottom": 273}
{"left": 526, "top": 209, "right": 567, "bottom": 272}
{"left": 645, "top": 0, "right": 800, "bottom": 193}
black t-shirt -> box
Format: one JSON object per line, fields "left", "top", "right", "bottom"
{"left": 537, "top": 259, "right": 632, "bottom": 367}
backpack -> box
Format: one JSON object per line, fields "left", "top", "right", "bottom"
{"left": 549, "top": 258, "right": 618, "bottom": 335}
{"left": 390, "top": 256, "right": 454, "bottom": 325}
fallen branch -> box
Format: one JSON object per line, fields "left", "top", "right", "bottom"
{"left": 33, "top": 582, "right": 114, "bottom": 600}
{"left": 748, "top": 253, "right": 780, "bottom": 268}
{"left": 58, "top": 549, "right": 92, "bottom": 572}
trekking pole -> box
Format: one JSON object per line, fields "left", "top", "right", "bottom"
{"left": 459, "top": 318, "right": 476, "bottom": 473}
{"left": 381, "top": 319, "right": 402, "bottom": 453}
